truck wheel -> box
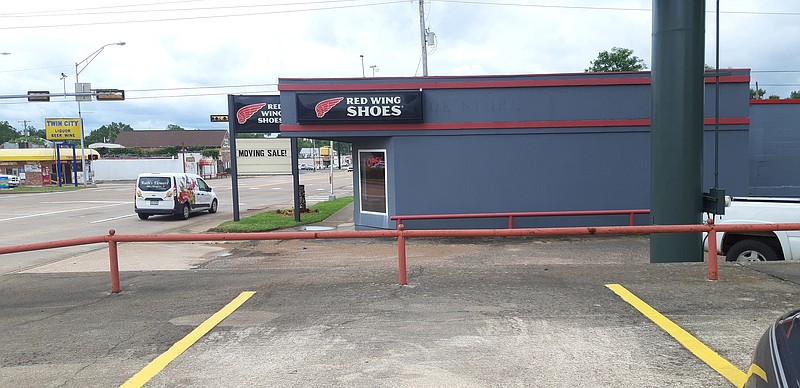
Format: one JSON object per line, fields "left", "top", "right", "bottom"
{"left": 208, "top": 199, "right": 218, "bottom": 214}
{"left": 138, "top": 213, "right": 149, "bottom": 220}
{"left": 179, "top": 204, "right": 191, "bottom": 220}
{"left": 726, "top": 240, "right": 779, "bottom": 262}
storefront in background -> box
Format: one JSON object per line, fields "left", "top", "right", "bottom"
{"left": 278, "top": 71, "right": 751, "bottom": 230}
{"left": 0, "top": 148, "right": 100, "bottom": 186}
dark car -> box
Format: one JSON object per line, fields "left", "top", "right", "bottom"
{"left": 744, "top": 309, "right": 800, "bottom": 388}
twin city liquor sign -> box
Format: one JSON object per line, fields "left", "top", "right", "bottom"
{"left": 225, "top": 90, "right": 423, "bottom": 133}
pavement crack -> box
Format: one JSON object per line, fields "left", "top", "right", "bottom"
{"left": 9, "top": 294, "right": 112, "bottom": 330}
{"left": 742, "top": 264, "right": 800, "bottom": 286}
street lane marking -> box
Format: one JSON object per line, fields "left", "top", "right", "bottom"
{"left": 606, "top": 284, "right": 747, "bottom": 387}
{"left": 90, "top": 214, "right": 137, "bottom": 224}
{"left": 0, "top": 203, "right": 127, "bottom": 222}
{"left": 42, "top": 200, "right": 130, "bottom": 204}
{"left": 121, "top": 291, "right": 256, "bottom": 388}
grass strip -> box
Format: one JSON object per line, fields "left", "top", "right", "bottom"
{"left": 212, "top": 196, "right": 353, "bottom": 232}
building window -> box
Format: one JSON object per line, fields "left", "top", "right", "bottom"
{"left": 358, "top": 150, "right": 387, "bottom": 214}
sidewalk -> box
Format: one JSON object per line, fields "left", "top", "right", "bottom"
{"left": 301, "top": 201, "right": 355, "bottom": 231}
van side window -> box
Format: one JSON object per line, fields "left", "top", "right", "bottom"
{"left": 197, "top": 179, "right": 209, "bottom": 191}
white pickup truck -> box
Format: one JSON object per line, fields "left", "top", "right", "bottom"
{"left": 712, "top": 197, "right": 800, "bottom": 262}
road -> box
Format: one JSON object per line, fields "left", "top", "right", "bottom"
{"left": 0, "top": 171, "right": 353, "bottom": 274}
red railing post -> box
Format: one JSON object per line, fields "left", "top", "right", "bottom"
{"left": 397, "top": 223, "right": 407, "bottom": 285}
{"left": 707, "top": 219, "right": 718, "bottom": 281}
{"left": 108, "top": 230, "right": 121, "bottom": 293}
{"left": 629, "top": 212, "right": 635, "bottom": 226}
{"left": 508, "top": 215, "right": 514, "bottom": 229}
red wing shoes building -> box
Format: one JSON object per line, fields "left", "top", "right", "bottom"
{"left": 275, "top": 70, "right": 755, "bottom": 230}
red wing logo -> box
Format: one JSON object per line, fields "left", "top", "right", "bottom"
{"left": 236, "top": 103, "right": 266, "bottom": 124}
{"left": 315, "top": 97, "right": 344, "bottom": 118}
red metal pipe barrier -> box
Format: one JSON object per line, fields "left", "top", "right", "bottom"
{"left": 0, "top": 235, "right": 106, "bottom": 255}
{"left": 104, "top": 229, "right": 399, "bottom": 243}
{"left": 108, "top": 234, "right": 120, "bottom": 294}
{"left": 5, "top": 221, "right": 800, "bottom": 293}
{"left": 707, "top": 219, "right": 718, "bottom": 281}
{"left": 397, "top": 224, "right": 407, "bottom": 285}
{"left": 391, "top": 209, "right": 650, "bottom": 228}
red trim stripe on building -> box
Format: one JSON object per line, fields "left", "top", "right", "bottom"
{"left": 750, "top": 99, "right": 800, "bottom": 105}
{"left": 278, "top": 75, "right": 750, "bottom": 92}
{"left": 280, "top": 117, "right": 749, "bottom": 132}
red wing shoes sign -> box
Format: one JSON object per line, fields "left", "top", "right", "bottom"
{"left": 228, "top": 95, "right": 282, "bottom": 133}
{"left": 296, "top": 91, "right": 423, "bottom": 125}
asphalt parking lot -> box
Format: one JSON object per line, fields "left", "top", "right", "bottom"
{"left": 1, "top": 230, "right": 799, "bottom": 387}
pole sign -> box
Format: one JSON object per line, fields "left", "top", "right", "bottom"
{"left": 228, "top": 95, "right": 281, "bottom": 133}
{"left": 296, "top": 90, "right": 423, "bottom": 125}
{"left": 75, "top": 83, "right": 92, "bottom": 102}
{"left": 45, "top": 118, "right": 81, "bottom": 140}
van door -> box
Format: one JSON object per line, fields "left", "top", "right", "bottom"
{"left": 194, "top": 177, "right": 211, "bottom": 208}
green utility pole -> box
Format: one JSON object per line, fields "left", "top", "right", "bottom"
{"left": 650, "top": 0, "right": 706, "bottom": 263}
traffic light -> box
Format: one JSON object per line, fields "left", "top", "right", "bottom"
{"left": 95, "top": 89, "right": 125, "bottom": 101}
{"left": 27, "top": 91, "right": 50, "bottom": 102}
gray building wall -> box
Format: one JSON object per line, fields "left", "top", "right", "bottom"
{"left": 749, "top": 101, "right": 800, "bottom": 196}
{"left": 279, "top": 71, "right": 751, "bottom": 230}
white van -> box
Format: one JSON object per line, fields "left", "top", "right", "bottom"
{"left": 134, "top": 173, "right": 218, "bottom": 220}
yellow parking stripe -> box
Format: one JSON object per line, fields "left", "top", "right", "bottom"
{"left": 606, "top": 284, "right": 747, "bottom": 387}
{"left": 121, "top": 291, "right": 256, "bottom": 388}
{"left": 745, "top": 363, "right": 767, "bottom": 384}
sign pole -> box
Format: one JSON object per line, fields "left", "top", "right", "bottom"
{"left": 228, "top": 95, "right": 240, "bottom": 222}
{"left": 329, "top": 140, "right": 335, "bottom": 201}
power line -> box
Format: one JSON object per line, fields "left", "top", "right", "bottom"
{"left": 434, "top": 0, "right": 800, "bottom": 16}
{"left": 0, "top": 0, "right": 405, "bottom": 30}
{"left": 127, "top": 83, "right": 278, "bottom": 92}
{"left": 0, "top": 64, "right": 72, "bottom": 73}
{"left": 125, "top": 90, "right": 278, "bottom": 100}
{"left": 0, "top": 0, "right": 207, "bottom": 17}
{"left": 0, "top": 0, "right": 375, "bottom": 19}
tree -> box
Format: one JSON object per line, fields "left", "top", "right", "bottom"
{"left": 235, "top": 133, "right": 263, "bottom": 138}
{"left": 791, "top": 91, "right": 800, "bottom": 99}
{"left": 201, "top": 149, "right": 220, "bottom": 159}
{"left": 29, "top": 128, "right": 46, "bottom": 139}
{"left": 10, "top": 135, "right": 47, "bottom": 146}
{"left": 0, "top": 121, "right": 20, "bottom": 144}
{"left": 166, "top": 124, "right": 185, "bottom": 131}
{"left": 750, "top": 88, "right": 766, "bottom": 100}
{"left": 586, "top": 47, "right": 647, "bottom": 72}
{"left": 85, "top": 122, "right": 133, "bottom": 144}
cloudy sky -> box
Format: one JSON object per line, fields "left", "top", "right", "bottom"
{"left": 1, "top": 0, "right": 798, "bottom": 137}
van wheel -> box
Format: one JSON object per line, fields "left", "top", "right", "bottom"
{"left": 208, "top": 199, "right": 218, "bottom": 214}
{"left": 726, "top": 239, "right": 779, "bottom": 262}
{"left": 179, "top": 204, "right": 191, "bottom": 220}
{"left": 138, "top": 213, "right": 150, "bottom": 220}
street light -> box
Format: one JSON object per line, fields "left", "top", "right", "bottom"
{"left": 370, "top": 65, "right": 379, "bottom": 77}
{"left": 75, "top": 41, "right": 125, "bottom": 186}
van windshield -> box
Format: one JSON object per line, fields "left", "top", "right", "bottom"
{"left": 138, "top": 177, "right": 172, "bottom": 191}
